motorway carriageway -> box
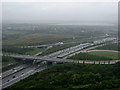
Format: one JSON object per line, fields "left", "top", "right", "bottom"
{"left": 2, "top": 64, "right": 47, "bottom": 89}
{"left": 2, "top": 64, "right": 30, "bottom": 78}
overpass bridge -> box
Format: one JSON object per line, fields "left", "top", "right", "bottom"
{"left": 2, "top": 53, "right": 120, "bottom": 64}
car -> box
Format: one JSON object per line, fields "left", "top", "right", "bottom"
{"left": 12, "top": 76, "right": 15, "bottom": 78}
{"left": 38, "top": 65, "right": 40, "bottom": 67}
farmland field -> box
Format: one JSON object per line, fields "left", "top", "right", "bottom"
{"left": 88, "top": 51, "right": 119, "bottom": 60}
{"left": 3, "top": 33, "right": 73, "bottom": 46}
{"left": 95, "top": 43, "right": 119, "bottom": 51}
{"left": 2, "top": 24, "right": 117, "bottom": 55}
{"left": 2, "top": 2, "right": 119, "bottom": 89}
{"left": 68, "top": 51, "right": 119, "bottom": 61}
{"left": 25, "top": 48, "right": 44, "bottom": 55}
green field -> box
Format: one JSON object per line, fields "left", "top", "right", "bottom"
{"left": 25, "top": 48, "right": 44, "bottom": 55}
{"left": 95, "top": 43, "right": 119, "bottom": 51}
{"left": 68, "top": 51, "right": 119, "bottom": 61}
{"left": 3, "top": 24, "right": 118, "bottom": 56}
{"left": 2, "top": 24, "right": 119, "bottom": 89}
{"left": 2, "top": 32, "right": 74, "bottom": 55}
{"left": 2, "top": 56, "right": 16, "bottom": 65}
{"left": 8, "top": 62, "right": 120, "bottom": 89}
{"left": 3, "top": 33, "right": 73, "bottom": 46}
{"left": 2, "top": 63, "right": 22, "bottom": 72}
{"left": 2, "top": 56, "right": 24, "bottom": 72}
{"left": 88, "top": 51, "right": 119, "bottom": 60}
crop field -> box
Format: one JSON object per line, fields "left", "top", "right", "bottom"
{"left": 95, "top": 43, "right": 119, "bottom": 51}
{"left": 3, "top": 33, "right": 73, "bottom": 46}
{"left": 3, "top": 24, "right": 117, "bottom": 46}
{"left": 2, "top": 3, "right": 119, "bottom": 89}
{"left": 68, "top": 51, "right": 119, "bottom": 61}
{"left": 2, "top": 32, "right": 73, "bottom": 55}
{"left": 88, "top": 51, "right": 119, "bottom": 60}
{"left": 25, "top": 48, "right": 44, "bottom": 55}
{"left": 2, "top": 24, "right": 117, "bottom": 55}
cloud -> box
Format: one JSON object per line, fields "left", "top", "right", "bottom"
{"left": 2, "top": 2, "right": 118, "bottom": 25}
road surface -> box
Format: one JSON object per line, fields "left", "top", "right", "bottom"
{"left": 2, "top": 64, "right": 47, "bottom": 89}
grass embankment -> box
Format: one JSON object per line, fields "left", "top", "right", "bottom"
{"left": 25, "top": 48, "right": 44, "bottom": 55}
{"left": 2, "top": 63, "right": 22, "bottom": 72}
{"left": 7, "top": 62, "right": 120, "bottom": 89}
{"left": 2, "top": 56, "right": 23, "bottom": 72}
{"left": 2, "top": 56, "right": 16, "bottom": 65}
{"left": 68, "top": 51, "right": 119, "bottom": 61}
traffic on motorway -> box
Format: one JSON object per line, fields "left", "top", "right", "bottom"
{"left": 1, "top": 37, "right": 118, "bottom": 89}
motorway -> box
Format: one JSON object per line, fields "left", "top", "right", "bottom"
{"left": 2, "top": 65, "right": 47, "bottom": 89}
{"left": 2, "top": 57, "right": 50, "bottom": 89}
{"left": 2, "top": 64, "right": 30, "bottom": 78}
{"left": 1, "top": 62, "right": 18, "bottom": 69}
{"left": 2, "top": 60, "right": 120, "bottom": 89}
{"left": 34, "top": 45, "right": 53, "bottom": 56}
{"left": 2, "top": 53, "right": 120, "bottom": 64}
{"left": 46, "top": 37, "right": 117, "bottom": 58}
{"left": 1, "top": 37, "right": 119, "bottom": 89}
{"left": 3, "top": 38, "right": 117, "bottom": 63}
{"left": 63, "top": 44, "right": 105, "bottom": 59}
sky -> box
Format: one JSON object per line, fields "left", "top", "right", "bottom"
{"left": 2, "top": 1, "right": 118, "bottom": 25}
{"left": 1, "top": 0, "right": 119, "bottom": 2}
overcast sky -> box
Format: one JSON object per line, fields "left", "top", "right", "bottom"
{"left": 2, "top": 2, "right": 118, "bottom": 25}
